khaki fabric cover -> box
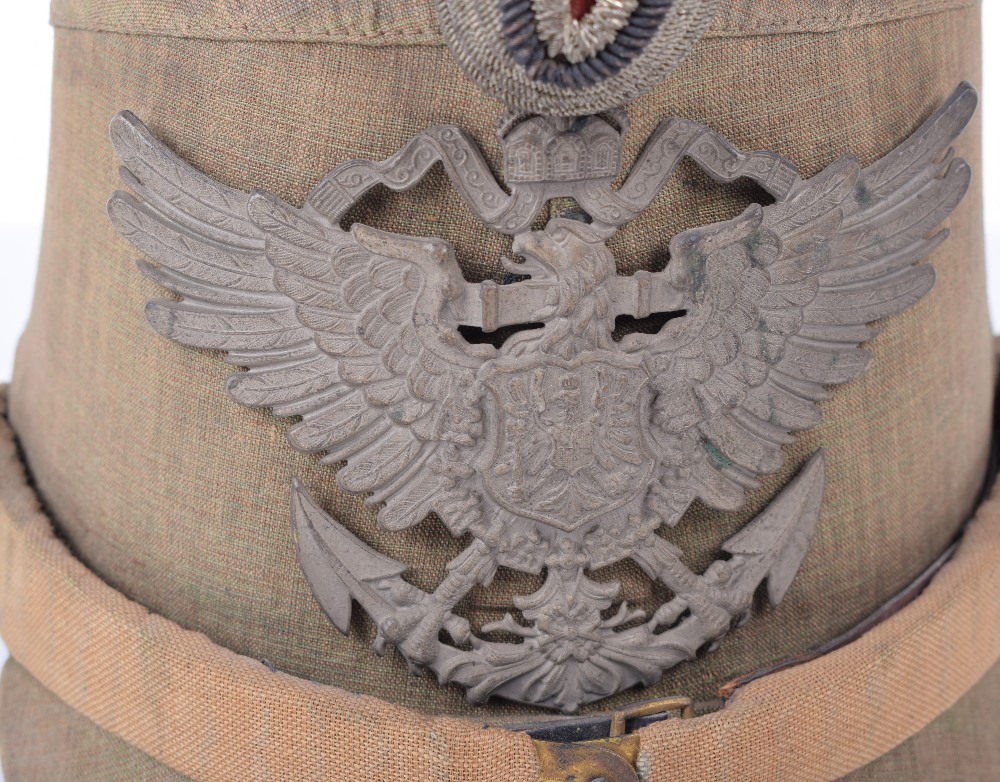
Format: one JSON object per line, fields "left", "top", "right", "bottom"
{"left": 1, "top": 383, "right": 1000, "bottom": 781}
{"left": 8, "top": 654, "right": 1000, "bottom": 781}
{"left": 841, "top": 658, "right": 1000, "bottom": 780}
{"left": 0, "top": 661, "right": 188, "bottom": 782}
{"left": 0, "top": 0, "right": 995, "bottom": 775}
{"left": 8, "top": 657, "right": 1000, "bottom": 781}
{"left": 6, "top": 0, "right": 991, "bottom": 721}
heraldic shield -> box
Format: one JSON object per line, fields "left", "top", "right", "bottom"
{"left": 481, "top": 355, "right": 655, "bottom": 532}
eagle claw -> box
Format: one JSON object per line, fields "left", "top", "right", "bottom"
{"left": 379, "top": 603, "right": 471, "bottom": 666}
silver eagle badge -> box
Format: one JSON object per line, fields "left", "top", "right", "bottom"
{"left": 108, "top": 83, "right": 976, "bottom": 713}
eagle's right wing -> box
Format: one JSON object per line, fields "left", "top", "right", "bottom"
{"left": 636, "top": 84, "right": 976, "bottom": 517}
{"left": 107, "top": 111, "right": 492, "bottom": 532}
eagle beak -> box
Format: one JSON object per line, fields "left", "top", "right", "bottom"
{"left": 508, "top": 234, "right": 553, "bottom": 279}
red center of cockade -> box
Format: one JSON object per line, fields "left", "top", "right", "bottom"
{"left": 570, "top": 0, "right": 597, "bottom": 21}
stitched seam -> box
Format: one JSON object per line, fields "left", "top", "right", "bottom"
{"left": 707, "top": 0, "right": 978, "bottom": 36}
{"left": 47, "top": 11, "right": 446, "bottom": 43}
{"left": 47, "top": 18, "right": 447, "bottom": 46}
{"left": 49, "top": 0, "right": 977, "bottom": 42}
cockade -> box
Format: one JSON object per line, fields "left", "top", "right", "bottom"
{"left": 108, "top": 79, "right": 975, "bottom": 711}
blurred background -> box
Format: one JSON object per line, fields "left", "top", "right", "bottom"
{"left": 0, "top": 4, "right": 52, "bottom": 703}
{"left": 0, "top": 4, "right": 997, "bottom": 765}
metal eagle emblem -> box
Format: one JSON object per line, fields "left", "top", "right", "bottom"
{"left": 108, "top": 83, "right": 976, "bottom": 713}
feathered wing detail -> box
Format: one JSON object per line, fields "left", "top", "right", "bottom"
{"left": 107, "top": 111, "right": 490, "bottom": 532}
{"left": 639, "top": 83, "right": 977, "bottom": 512}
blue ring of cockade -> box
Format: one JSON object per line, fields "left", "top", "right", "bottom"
{"left": 499, "top": 0, "right": 674, "bottom": 87}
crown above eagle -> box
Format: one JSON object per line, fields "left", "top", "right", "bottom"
{"left": 502, "top": 114, "right": 623, "bottom": 184}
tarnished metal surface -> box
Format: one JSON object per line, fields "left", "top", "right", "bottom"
{"left": 533, "top": 698, "right": 693, "bottom": 782}
{"left": 107, "top": 83, "right": 976, "bottom": 712}
{"left": 608, "top": 696, "right": 693, "bottom": 737}
{"left": 534, "top": 736, "right": 641, "bottom": 782}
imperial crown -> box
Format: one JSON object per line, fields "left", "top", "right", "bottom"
{"left": 502, "top": 114, "right": 623, "bottom": 184}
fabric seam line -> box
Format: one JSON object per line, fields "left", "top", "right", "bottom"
{"left": 47, "top": 2, "right": 976, "bottom": 46}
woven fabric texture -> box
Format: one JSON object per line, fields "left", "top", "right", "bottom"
{"left": 8, "top": 657, "right": 1000, "bottom": 782}
{"left": 0, "top": 398, "right": 542, "bottom": 780}
{"left": 839, "top": 656, "right": 1000, "bottom": 780}
{"left": 7, "top": 0, "right": 991, "bottom": 723}
{"left": 0, "top": 660, "right": 190, "bottom": 782}
{"left": 2, "top": 382, "right": 1000, "bottom": 781}
{"left": 48, "top": 0, "right": 979, "bottom": 42}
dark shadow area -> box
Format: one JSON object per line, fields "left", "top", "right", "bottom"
{"left": 459, "top": 322, "right": 545, "bottom": 350}
{"left": 612, "top": 310, "right": 687, "bottom": 342}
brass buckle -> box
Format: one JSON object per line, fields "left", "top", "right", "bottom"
{"left": 608, "top": 695, "right": 694, "bottom": 737}
{"left": 534, "top": 696, "right": 694, "bottom": 782}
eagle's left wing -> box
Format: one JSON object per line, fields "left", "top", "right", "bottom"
{"left": 107, "top": 111, "right": 493, "bottom": 533}
{"left": 635, "top": 83, "right": 976, "bottom": 516}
